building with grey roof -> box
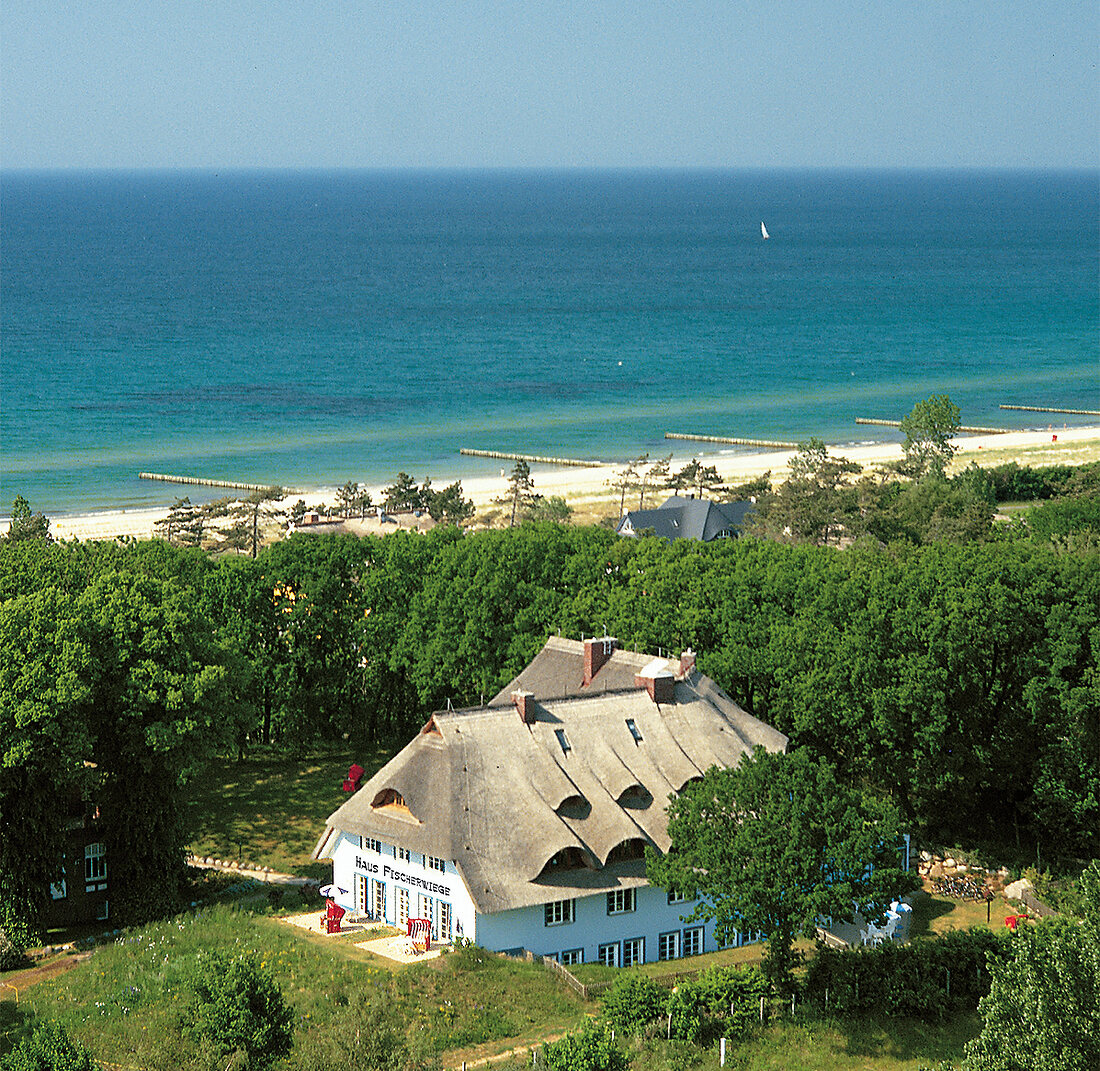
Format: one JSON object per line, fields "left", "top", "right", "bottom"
{"left": 617, "top": 495, "right": 754, "bottom": 542}
{"left": 314, "top": 636, "right": 786, "bottom": 965}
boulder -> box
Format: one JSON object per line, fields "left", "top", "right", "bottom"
{"left": 1005, "top": 877, "right": 1033, "bottom": 900}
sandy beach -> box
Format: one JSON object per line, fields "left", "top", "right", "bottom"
{"left": 43, "top": 425, "right": 1100, "bottom": 543}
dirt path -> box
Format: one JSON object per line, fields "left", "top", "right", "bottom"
{"left": 1, "top": 952, "right": 94, "bottom": 1000}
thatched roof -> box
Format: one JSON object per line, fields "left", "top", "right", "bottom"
{"left": 318, "top": 637, "right": 786, "bottom": 914}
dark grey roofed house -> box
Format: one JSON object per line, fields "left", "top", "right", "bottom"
{"left": 617, "top": 495, "right": 754, "bottom": 542}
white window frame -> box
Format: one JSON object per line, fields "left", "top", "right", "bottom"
{"left": 597, "top": 942, "right": 619, "bottom": 967}
{"left": 667, "top": 888, "right": 689, "bottom": 905}
{"left": 427, "top": 855, "right": 446, "bottom": 872}
{"left": 544, "top": 899, "right": 575, "bottom": 926}
{"left": 396, "top": 846, "right": 411, "bottom": 862}
{"left": 372, "top": 879, "right": 386, "bottom": 921}
{"left": 85, "top": 842, "right": 106, "bottom": 891}
{"left": 396, "top": 887, "right": 409, "bottom": 928}
{"left": 364, "top": 836, "right": 382, "bottom": 853}
{"left": 417, "top": 893, "right": 433, "bottom": 934}
{"left": 606, "top": 888, "right": 636, "bottom": 915}
{"left": 683, "top": 926, "right": 704, "bottom": 956}
{"left": 438, "top": 901, "right": 452, "bottom": 942}
{"left": 560, "top": 948, "right": 583, "bottom": 965}
{"left": 622, "top": 936, "right": 644, "bottom": 968}
{"left": 658, "top": 930, "right": 681, "bottom": 961}
{"left": 50, "top": 878, "right": 68, "bottom": 900}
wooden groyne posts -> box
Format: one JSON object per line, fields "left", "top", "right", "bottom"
{"left": 855, "top": 418, "right": 1009, "bottom": 434}
{"left": 459, "top": 449, "right": 600, "bottom": 468}
{"left": 138, "top": 472, "right": 286, "bottom": 492}
{"left": 999, "top": 405, "right": 1100, "bottom": 417}
{"left": 664, "top": 432, "right": 801, "bottom": 449}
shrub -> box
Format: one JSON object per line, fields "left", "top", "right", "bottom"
{"left": 184, "top": 949, "right": 294, "bottom": 1068}
{"left": 600, "top": 973, "right": 667, "bottom": 1035}
{"left": 0, "top": 1021, "right": 100, "bottom": 1071}
{"left": 543, "top": 1020, "right": 628, "bottom": 1071}
{"left": 803, "top": 928, "right": 1008, "bottom": 1019}
{"left": 0, "top": 904, "right": 35, "bottom": 970}
{"left": 667, "top": 965, "right": 771, "bottom": 1042}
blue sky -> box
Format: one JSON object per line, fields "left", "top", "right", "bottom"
{"left": 3, "top": 0, "right": 1097, "bottom": 169}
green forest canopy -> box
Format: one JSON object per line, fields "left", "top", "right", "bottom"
{"left": 2, "top": 465, "right": 1098, "bottom": 944}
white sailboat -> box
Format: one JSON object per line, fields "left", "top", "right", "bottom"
{"left": 761, "top": 221, "right": 770, "bottom": 240}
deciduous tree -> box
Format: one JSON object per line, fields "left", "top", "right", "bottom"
{"left": 647, "top": 747, "right": 916, "bottom": 992}
{"left": 963, "top": 862, "right": 1100, "bottom": 1071}
{"left": 899, "top": 394, "right": 961, "bottom": 478}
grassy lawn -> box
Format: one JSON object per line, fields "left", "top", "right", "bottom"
{"left": 487, "top": 1014, "right": 979, "bottom": 1070}
{"left": 3, "top": 904, "right": 588, "bottom": 1067}
{"left": 909, "top": 887, "right": 1014, "bottom": 939}
{"left": 182, "top": 744, "right": 393, "bottom": 878}
{"left": 572, "top": 940, "right": 803, "bottom": 985}
{"left": 4, "top": 895, "right": 988, "bottom": 1070}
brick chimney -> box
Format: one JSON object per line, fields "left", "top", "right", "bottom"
{"left": 678, "top": 648, "right": 696, "bottom": 678}
{"left": 634, "top": 659, "right": 676, "bottom": 705}
{"left": 583, "top": 636, "right": 617, "bottom": 686}
{"left": 513, "top": 690, "right": 536, "bottom": 725}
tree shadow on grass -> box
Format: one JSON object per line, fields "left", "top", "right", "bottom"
{"left": 183, "top": 745, "right": 393, "bottom": 875}
{"left": 0, "top": 999, "right": 33, "bottom": 1049}
{"left": 908, "top": 893, "right": 957, "bottom": 938}
{"left": 831, "top": 1011, "right": 980, "bottom": 1063}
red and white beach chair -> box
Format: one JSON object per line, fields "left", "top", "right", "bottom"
{"left": 407, "top": 917, "right": 431, "bottom": 953}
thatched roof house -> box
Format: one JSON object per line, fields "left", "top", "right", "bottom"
{"left": 315, "top": 636, "right": 785, "bottom": 964}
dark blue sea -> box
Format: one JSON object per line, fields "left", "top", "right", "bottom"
{"left": 2, "top": 169, "right": 1097, "bottom": 515}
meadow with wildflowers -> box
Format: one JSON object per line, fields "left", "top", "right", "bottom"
{"left": 2, "top": 904, "right": 587, "bottom": 1068}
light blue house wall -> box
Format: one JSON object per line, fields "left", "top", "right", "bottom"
{"left": 329, "top": 831, "right": 762, "bottom": 965}
{"left": 475, "top": 884, "right": 760, "bottom": 965}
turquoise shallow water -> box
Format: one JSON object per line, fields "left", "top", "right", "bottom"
{"left": 2, "top": 168, "right": 1097, "bottom": 514}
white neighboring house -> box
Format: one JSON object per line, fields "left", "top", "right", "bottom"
{"left": 314, "top": 636, "right": 787, "bottom": 965}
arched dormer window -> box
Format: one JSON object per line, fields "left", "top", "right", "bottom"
{"left": 536, "top": 846, "right": 594, "bottom": 879}
{"left": 605, "top": 838, "right": 648, "bottom": 865}
{"left": 555, "top": 794, "right": 591, "bottom": 820}
{"left": 371, "top": 788, "right": 416, "bottom": 820}
{"left": 616, "top": 784, "right": 652, "bottom": 807}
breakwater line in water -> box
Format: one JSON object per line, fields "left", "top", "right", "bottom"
{"left": 999, "top": 405, "right": 1100, "bottom": 417}
{"left": 855, "top": 418, "right": 1009, "bottom": 434}
{"left": 459, "top": 449, "right": 602, "bottom": 468}
{"left": 138, "top": 472, "right": 293, "bottom": 493}
{"left": 664, "top": 432, "right": 801, "bottom": 449}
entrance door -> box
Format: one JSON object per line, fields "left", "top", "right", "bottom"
{"left": 354, "top": 873, "right": 368, "bottom": 914}
{"left": 396, "top": 887, "right": 409, "bottom": 928}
